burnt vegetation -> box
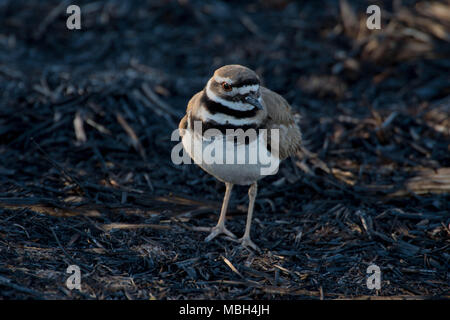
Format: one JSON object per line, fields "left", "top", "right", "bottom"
{"left": 0, "top": 0, "right": 449, "bottom": 299}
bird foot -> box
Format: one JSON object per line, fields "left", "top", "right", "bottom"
{"left": 237, "top": 236, "right": 260, "bottom": 252}
{"left": 204, "top": 225, "right": 237, "bottom": 242}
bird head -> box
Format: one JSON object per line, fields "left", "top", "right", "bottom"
{"left": 206, "top": 65, "right": 263, "bottom": 111}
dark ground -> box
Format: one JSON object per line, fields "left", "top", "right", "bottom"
{"left": 0, "top": 0, "right": 449, "bottom": 299}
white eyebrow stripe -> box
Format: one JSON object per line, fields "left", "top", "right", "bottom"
{"left": 206, "top": 80, "right": 255, "bottom": 111}
{"left": 214, "top": 75, "right": 233, "bottom": 84}
{"left": 198, "top": 107, "right": 259, "bottom": 126}
{"left": 213, "top": 77, "right": 259, "bottom": 95}
{"left": 231, "top": 84, "right": 259, "bottom": 95}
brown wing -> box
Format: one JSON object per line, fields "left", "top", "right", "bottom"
{"left": 178, "top": 91, "right": 203, "bottom": 135}
{"left": 261, "top": 86, "right": 302, "bottom": 160}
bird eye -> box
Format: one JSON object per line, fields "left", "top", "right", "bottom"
{"left": 221, "top": 82, "right": 232, "bottom": 92}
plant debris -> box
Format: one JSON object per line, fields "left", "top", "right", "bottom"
{"left": 0, "top": 0, "right": 449, "bottom": 299}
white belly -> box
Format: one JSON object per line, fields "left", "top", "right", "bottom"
{"left": 182, "top": 129, "right": 279, "bottom": 185}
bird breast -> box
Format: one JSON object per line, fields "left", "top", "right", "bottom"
{"left": 182, "top": 128, "right": 279, "bottom": 185}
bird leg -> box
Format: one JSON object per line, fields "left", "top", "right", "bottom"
{"left": 238, "top": 182, "right": 260, "bottom": 251}
{"left": 205, "top": 182, "right": 237, "bottom": 242}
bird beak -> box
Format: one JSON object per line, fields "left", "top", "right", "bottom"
{"left": 245, "top": 96, "right": 264, "bottom": 110}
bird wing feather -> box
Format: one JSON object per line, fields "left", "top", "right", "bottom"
{"left": 179, "top": 91, "right": 203, "bottom": 135}
{"left": 261, "top": 86, "right": 302, "bottom": 159}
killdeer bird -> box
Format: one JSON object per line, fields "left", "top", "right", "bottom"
{"left": 179, "top": 65, "right": 302, "bottom": 250}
